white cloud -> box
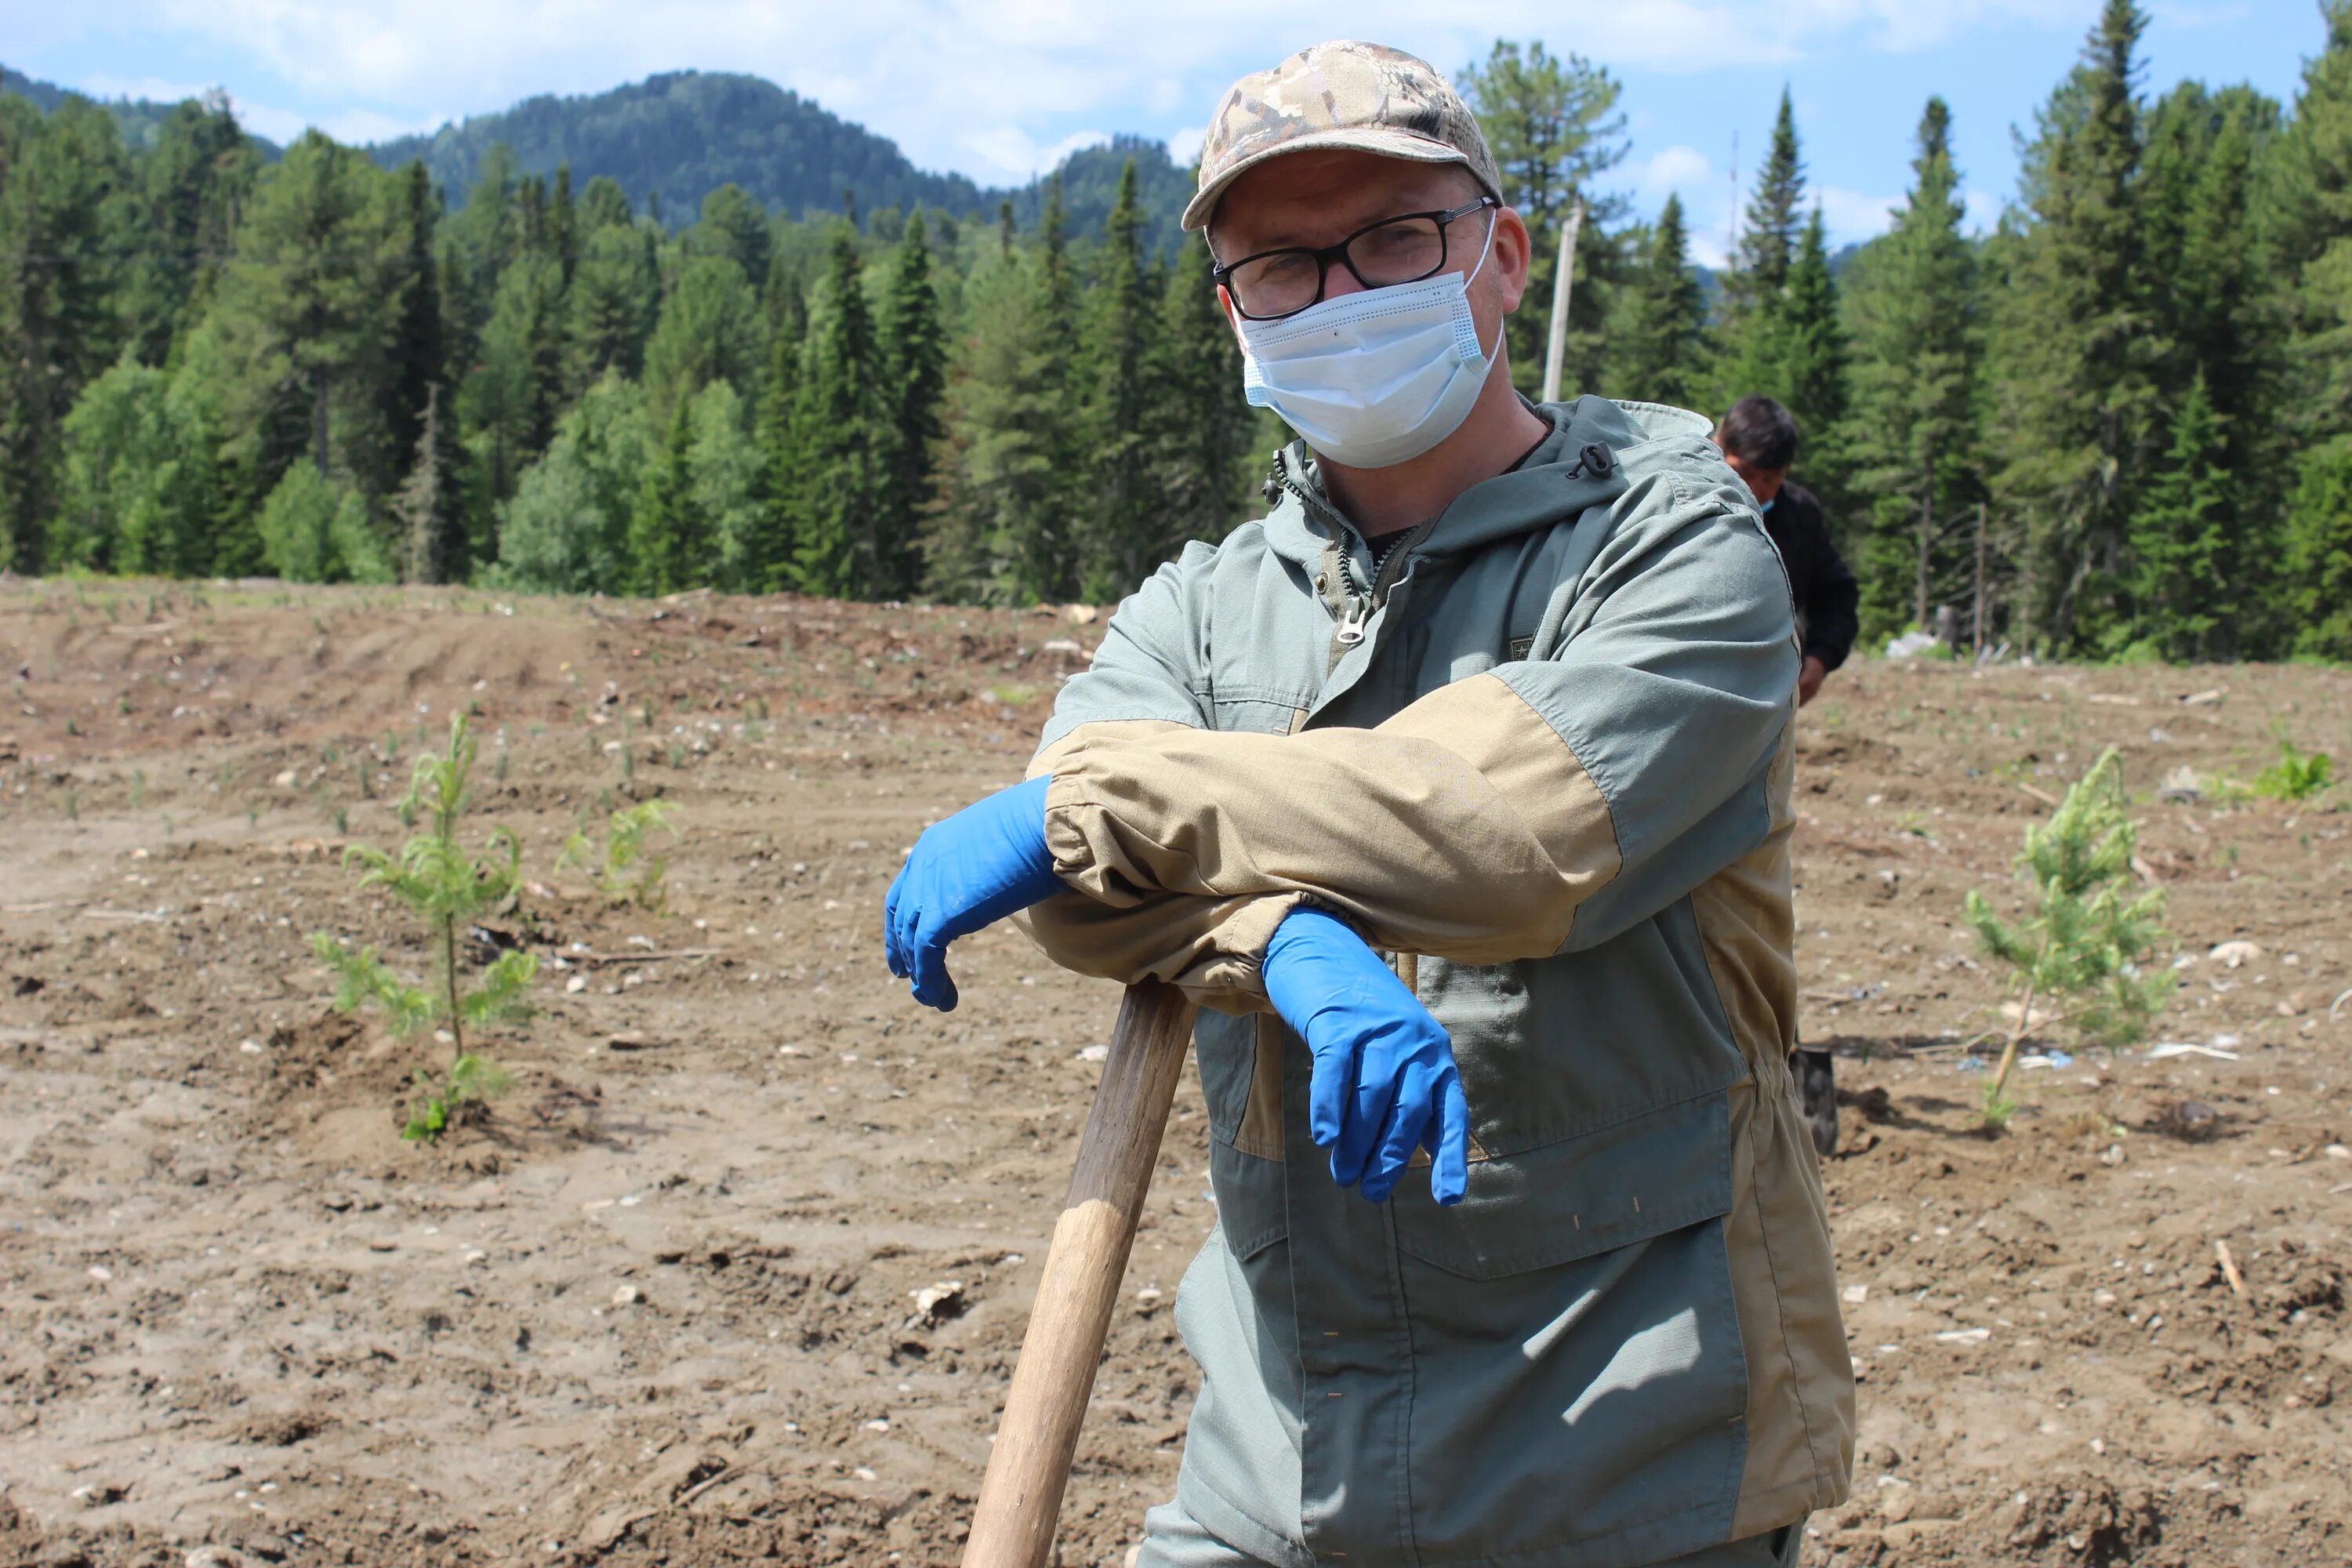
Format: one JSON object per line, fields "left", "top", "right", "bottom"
{"left": 958, "top": 125, "right": 1111, "bottom": 183}
{"left": 1639, "top": 144, "right": 1715, "bottom": 197}
{"left": 76, "top": 72, "right": 218, "bottom": 103}
{"left": 77, "top": 0, "right": 2097, "bottom": 189}
{"left": 1814, "top": 183, "right": 1903, "bottom": 243}
{"left": 1962, "top": 187, "right": 2002, "bottom": 233}
{"left": 1167, "top": 123, "right": 1207, "bottom": 169}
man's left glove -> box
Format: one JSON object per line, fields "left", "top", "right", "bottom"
{"left": 884, "top": 776, "right": 1062, "bottom": 1011}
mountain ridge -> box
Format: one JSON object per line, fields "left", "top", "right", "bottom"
{"left": 0, "top": 62, "right": 1193, "bottom": 251}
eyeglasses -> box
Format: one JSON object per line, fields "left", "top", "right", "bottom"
{"left": 1213, "top": 197, "right": 1499, "bottom": 321}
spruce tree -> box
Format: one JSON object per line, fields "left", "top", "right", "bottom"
{"left": 465, "top": 255, "right": 567, "bottom": 506}
{"left": 1846, "top": 98, "right": 1980, "bottom": 641}
{"left": 122, "top": 95, "right": 256, "bottom": 365}
{"left": 1988, "top": 0, "right": 2156, "bottom": 652}
{"left": 643, "top": 255, "right": 760, "bottom": 422}
{"left": 1144, "top": 233, "right": 1254, "bottom": 557}
{"left": 999, "top": 175, "right": 1082, "bottom": 604}
{"left": 692, "top": 184, "right": 773, "bottom": 297}
{"left": 1717, "top": 88, "right": 1807, "bottom": 405}
{"left": 2284, "top": 438, "right": 2352, "bottom": 659}
{"left": 627, "top": 398, "right": 703, "bottom": 595}
{"left": 877, "top": 212, "right": 947, "bottom": 598}
{"left": 0, "top": 100, "right": 132, "bottom": 569}
{"left": 394, "top": 383, "right": 464, "bottom": 583}
{"left": 385, "top": 161, "right": 447, "bottom": 485}
{"left": 2126, "top": 375, "right": 2230, "bottom": 660}
{"left": 753, "top": 286, "right": 806, "bottom": 591}
{"left": 1780, "top": 211, "right": 1848, "bottom": 455}
{"left": 788, "top": 229, "right": 887, "bottom": 597}
{"left": 1613, "top": 193, "right": 1711, "bottom": 410}
{"left": 1080, "top": 160, "right": 1157, "bottom": 600}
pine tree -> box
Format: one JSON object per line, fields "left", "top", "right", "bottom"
{"left": 1457, "top": 42, "right": 1628, "bottom": 395}
{"left": 877, "top": 212, "right": 948, "bottom": 598}
{"left": 206, "top": 129, "right": 403, "bottom": 511}
{"left": 627, "top": 398, "right": 703, "bottom": 595}
{"left": 788, "top": 229, "right": 887, "bottom": 597}
{"left": 1080, "top": 160, "right": 1158, "bottom": 600}
{"left": 1988, "top": 0, "right": 2156, "bottom": 652}
{"left": 1846, "top": 97, "right": 1980, "bottom": 642}
{"left": 568, "top": 221, "right": 660, "bottom": 394}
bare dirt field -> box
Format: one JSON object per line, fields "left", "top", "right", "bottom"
{"left": 0, "top": 579, "right": 2346, "bottom": 1568}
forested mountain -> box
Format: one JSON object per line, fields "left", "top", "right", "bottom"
{"left": 369, "top": 71, "right": 985, "bottom": 226}
{"left": 5, "top": 63, "right": 1189, "bottom": 251}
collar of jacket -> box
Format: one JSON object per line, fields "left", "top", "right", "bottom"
{"left": 1260, "top": 394, "right": 1658, "bottom": 571}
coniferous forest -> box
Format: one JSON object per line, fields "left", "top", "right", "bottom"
{"left": 5, "top": 0, "right": 2352, "bottom": 661}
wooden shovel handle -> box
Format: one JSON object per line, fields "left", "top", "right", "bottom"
{"left": 962, "top": 981, "right": 1198, "bottom": 1568}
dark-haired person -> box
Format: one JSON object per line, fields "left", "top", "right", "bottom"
{"left": 1713, "top": 394, "right": 1857, "bottom": 1157}
{"left": 1713, "top": 396, "right": 1857, "bottom": 709}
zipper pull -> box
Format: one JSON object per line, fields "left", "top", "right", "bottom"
{"left": 1334, "top": 594, "right": 1369, "bottom": 647}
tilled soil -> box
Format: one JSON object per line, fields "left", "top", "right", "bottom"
{"left": 0, "top": 579, "right": 2345, "bottom": 1568}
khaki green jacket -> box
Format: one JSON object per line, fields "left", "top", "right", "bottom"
{"left": 1018, "top": 397, "right": 1853, "bottom": 1568}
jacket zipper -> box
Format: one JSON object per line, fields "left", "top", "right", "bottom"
{"left": 1270, "top": 448, "right": 1434, "bottom": 673}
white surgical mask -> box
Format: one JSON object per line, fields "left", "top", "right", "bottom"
{"left": 1234, "top": 216, "right": 1500, "bottom": 470}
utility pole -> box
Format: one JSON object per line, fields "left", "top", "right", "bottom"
{"left": 1539, "top": 198, "right": 1586, "bottom": 405}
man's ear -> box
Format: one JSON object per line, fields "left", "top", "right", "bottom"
{"left": 1217, "top": 283, "right": 1249, "bottom": 347}
{"left": 1489, "top": 205, "right": 1534, "bottom": 316}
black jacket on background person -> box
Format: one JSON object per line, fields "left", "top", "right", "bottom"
{"left": 1762, "top": 481, "right": 1860, "bottom": 671}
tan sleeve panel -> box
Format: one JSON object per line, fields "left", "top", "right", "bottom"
{"left": 1704, "top": 732, "right": 1851, "bottom": 1532}
{"left": 1038, "top": 675, "right": 1624, "bottom": 965}
{"left": 1690, "top": 731, "right": 1799, "bottom": 1069}
{"left": 1724, "top": 1066, "right": 1857, "bottom": 1535}
{"left": 1026, "top": 718, "right": 1196, "bottom": 784}
{"left": 1011, "top": 888, "right": 1305, "bottom": 1017}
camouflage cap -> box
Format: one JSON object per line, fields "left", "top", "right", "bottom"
{"left": 1182, "top": 41, "right": 1501, "bottom": 234}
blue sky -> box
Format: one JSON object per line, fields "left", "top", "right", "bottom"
{"left": 3, "top": 0, "right": 2326, "bottom": 263}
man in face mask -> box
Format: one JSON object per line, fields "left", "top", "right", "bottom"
{"left": 883, "top": 41, "right": 1852, "bottom": 1568}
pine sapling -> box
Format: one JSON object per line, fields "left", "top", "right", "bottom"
{"left": 561, "top": 798, "right": 681, "bottom": 909}
{"left": 307, "top": 713, "right": 539, "bottom": 1141}
{"left": 1964, "top": 748, "right": 2175, "bottom": 1127}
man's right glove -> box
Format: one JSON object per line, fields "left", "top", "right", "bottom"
{"left": 1261, "top": 907, "right": 1470, "bottom": 1206}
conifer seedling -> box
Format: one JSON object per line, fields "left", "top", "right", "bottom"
{"left": 307, "top": 713, "right": 538, "bottom": 1142}
{"left": 1964, "top": 748, "right": 2174, "bottom": 1127}
{"left": 561, "top": 798, "right": 681, "bottom": 910}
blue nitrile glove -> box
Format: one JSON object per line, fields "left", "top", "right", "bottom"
{"left": 884, "top": 775, "right": 1062, "bottom": 1011}
{"left": 1261, "top": 907, "right": 1470, "bottom": 1206}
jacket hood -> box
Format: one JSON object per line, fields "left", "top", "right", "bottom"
{"left": 1260, "top": 395, "right": 1705, "bottom": 569}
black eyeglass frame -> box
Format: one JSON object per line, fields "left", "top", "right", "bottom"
{"left": 1210, "top": 196, "right": 1501, "bottom": 321}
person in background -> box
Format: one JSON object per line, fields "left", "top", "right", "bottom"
{"left": 1712, "top": 394, "right": 1857, "bottom": 1158}
{"left": 1714, "top": 396, "right": 1857, "bottom": 708}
